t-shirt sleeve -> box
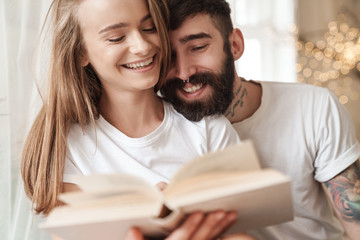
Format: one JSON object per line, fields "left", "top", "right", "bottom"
{"left": 63, "top": 154, "right": 84, "bottom": 184}
{"left": 205, "top": 115, "right": 241, "bottom": 152}
{"left": 314, "top": 89, "right": 360, "bottom": 182}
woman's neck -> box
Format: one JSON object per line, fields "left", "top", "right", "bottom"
{"left": 98, "top": 89, "right": 164, "bottom": 138}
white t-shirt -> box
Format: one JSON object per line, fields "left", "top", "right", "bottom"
{"left": 64, "top": 101, "right": 240, "bottom": 185}
{"left": 233, "top": 81, "right": 360, "bottom": 240}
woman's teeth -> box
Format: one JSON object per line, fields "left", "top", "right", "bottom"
{"left": 183, "top": 83, "right": 203, "bottom": 93}
{"left": 125, "top": 57, "right": 153, "bottom": 69}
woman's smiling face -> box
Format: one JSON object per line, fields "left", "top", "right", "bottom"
{"left": 78, "top": 0, "right": 162, "bottom": 93}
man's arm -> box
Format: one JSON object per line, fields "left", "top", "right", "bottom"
{"left": 322, "top": 159, "right": 360, "bottom": 239}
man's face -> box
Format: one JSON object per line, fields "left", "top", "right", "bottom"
{"left": 160, "top": 14, "right": 235, "bottom": 121}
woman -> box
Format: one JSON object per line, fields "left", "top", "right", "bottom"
{"left": 21, "top": 0, "right": 240, "bottom": 239}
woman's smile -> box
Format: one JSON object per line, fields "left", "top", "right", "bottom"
{"left": 122, "top": 54, "right": 157, "bottom": 73}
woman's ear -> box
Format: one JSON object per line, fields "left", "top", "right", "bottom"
{"left": 228, "top": 28, "right": 245, "bottom": 60}
{"left": 80, "top": 51, "right": 89, "bottom": 67}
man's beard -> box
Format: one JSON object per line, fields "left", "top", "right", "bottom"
{"left": 160, "top": 44, "right": 235, "bottom": 122}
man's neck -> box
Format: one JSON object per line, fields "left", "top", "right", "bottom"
{"left": 225, "top": 76, "right": 262, "bottom": 124}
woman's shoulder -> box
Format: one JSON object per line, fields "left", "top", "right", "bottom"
{"left": 67, "top": 120, "right": 99, "bottom": 145}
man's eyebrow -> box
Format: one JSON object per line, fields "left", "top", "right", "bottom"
{"left": 98, "top": 14, "right": 152, "bottom": 34}
{"left": 179, "top": 32, "right": 212, "bottom": 44}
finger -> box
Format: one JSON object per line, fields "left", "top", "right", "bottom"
{"left": 208, "top": 211, "right": 238, "bottom": 238}
{"left": 124, "top": 227, "right": 145, "bottom": 240}
{"left": 190, "top": 210, "right": 227, "bottom": 240}
{"left": 166, "top": 212, "right": 204, "bottom": 240}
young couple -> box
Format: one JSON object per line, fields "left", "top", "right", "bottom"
{"left": 22, "top": 0, "right": 360, "bottom": 239}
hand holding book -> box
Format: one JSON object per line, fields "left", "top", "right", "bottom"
{"left": 124, "top": 212, "right": 258, "bottom": 240}
{"left": 42, "top": 140, "right": 293, "bottom": 240}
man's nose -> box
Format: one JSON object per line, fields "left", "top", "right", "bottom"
{"left": 129, "top": 32, "right": 151, "bottom": 55}
{"left": 174, "top": 55, "right": 196, "bottom": 80}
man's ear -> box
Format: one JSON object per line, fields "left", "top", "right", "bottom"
{"left": 228, "top": 28, "right": 244, "bottom": 60}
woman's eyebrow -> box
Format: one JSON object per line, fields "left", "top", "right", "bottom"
{"left": 98, "top": 14, "right": 152, "bottom": 34}
{"left": 99, "top": 22, "right": 128, "bottom": 34}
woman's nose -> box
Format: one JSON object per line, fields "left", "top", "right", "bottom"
{"left": 129, "top": 32, "right": 152, "bottom": 56}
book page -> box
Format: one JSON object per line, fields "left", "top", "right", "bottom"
{"left": 59, "top": 188, "right": 161, "bottom": 207}
{"left": 164, "top": 169, "right": 289, "bottom": 208}
{"left": 164, "top": 169, "right": 293, "bottom": 232}
{"left": 60, "top": 173, "right": 161, "bottom": 206}
{"left": 71, "top": 172, "right": 156, "bottom": 193}
{"left": 166, "top": 140, "right": 260, "bottom": 191}
{"left": 41, "top": 202, "right": 171, "bottom": 240}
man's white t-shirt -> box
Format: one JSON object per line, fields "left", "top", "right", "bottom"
{"left": 233, "top": 82, "right": 360, "bottom": 240}
{"left": 64, "top": 101, "right": 240, "bottom": 185}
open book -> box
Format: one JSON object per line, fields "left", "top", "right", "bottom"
{"left": 41, "top": 140, "right": 293, "bottom": 240}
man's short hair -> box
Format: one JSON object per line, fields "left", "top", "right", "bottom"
{"left": 167, "top": 0, "right": 234, "bottom": 41}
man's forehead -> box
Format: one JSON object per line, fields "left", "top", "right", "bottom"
{"left": 170, "top": 14, "right": 219, "bottom": 43}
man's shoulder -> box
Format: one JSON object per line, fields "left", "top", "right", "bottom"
{"left": 261, "top": 80, "right": 325, "bottom": 90}
{"left": 260, "top": 81, "right": 332, "bottom": 98}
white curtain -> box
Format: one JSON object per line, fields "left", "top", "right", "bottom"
{"left": 0, "top": 0, "right": 52, "bottom": 239}
{"left": 1, "top": 1, "right": 296, "bottom": 239}
{"left": 227, "top": 0, "right": 297, "bottom": 82}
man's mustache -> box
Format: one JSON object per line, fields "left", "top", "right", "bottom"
{"left": 164, "top": 73, "right": 218, "bottom": 88}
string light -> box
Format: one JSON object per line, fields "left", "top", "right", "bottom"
{"left": 296, "top": 13, "right": 360, "bottom": 105}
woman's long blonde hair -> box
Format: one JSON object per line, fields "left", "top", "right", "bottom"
{"left": 21, "top": 0, "right": 170, "bottom": 215}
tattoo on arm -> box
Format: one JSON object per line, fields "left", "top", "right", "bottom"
{"left": 324, "top": 160, "right": 360, "bottom": 222}
{"left": 225, "top": 84, "right": 247, "bottom": 118}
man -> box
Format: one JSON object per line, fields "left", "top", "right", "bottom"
{"left": 159, "top": 0, "right": 360, "bottom": 239}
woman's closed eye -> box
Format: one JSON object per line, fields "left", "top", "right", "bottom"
{"left": 108, "top": 35, "right": 126, "bottom": 43}
{"left": 143, "top": 26, "right": 156, "bottom": 33}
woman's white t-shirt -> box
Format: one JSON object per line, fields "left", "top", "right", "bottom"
{"left": 64, "top": 101, "right": 240, "bottom": 185}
